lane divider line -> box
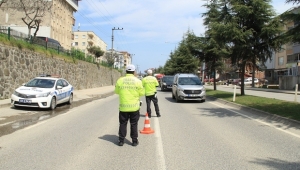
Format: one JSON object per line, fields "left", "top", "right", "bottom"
{"left": 153, "top": 118, "right": 167, "bottom": 170}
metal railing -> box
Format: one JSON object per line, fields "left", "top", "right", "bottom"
{"left": 0, "top": 26, "right": 112, "bottom": 67}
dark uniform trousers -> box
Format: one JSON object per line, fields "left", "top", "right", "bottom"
{"left": 119, "top": 110, "right": 140, "bottom": 142}
{"left": 146, "top": 94, "right": 160, "bottom": 117}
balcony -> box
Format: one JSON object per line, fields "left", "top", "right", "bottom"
{"left": 87, "top": 39, "right": 94, "bottom": 46}
{"left": 87, "top": 32, "right": 94, "bottom": 38}
{"left": 66, "top": 0, "right": 79, "bottom": 11}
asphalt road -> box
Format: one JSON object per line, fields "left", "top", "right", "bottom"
{"left": 0, "top": 90, "right": 300, "bottom": 169}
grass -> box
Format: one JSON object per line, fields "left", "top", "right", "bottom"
{"left": 0, "top": 33, "right": 74, "bottom": 63}
{"left": 206, "top": 89, "right": 300, "bottom": 122}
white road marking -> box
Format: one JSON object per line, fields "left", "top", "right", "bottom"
{"left": 153, "top": 118, "right": 167, "bottom": 170}
{"left": 210, "top": 102, "right": 300, "bottom": 139}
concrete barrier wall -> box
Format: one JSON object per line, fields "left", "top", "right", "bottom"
{"left": 279, "top": 76, "right": 300, "bottom": 90}
{"left": 0, "top": 43, "right": 121, "bottom": 99}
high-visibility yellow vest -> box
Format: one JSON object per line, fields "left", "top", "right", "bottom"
{"left": 142, "top": 76, "right": 159, "bottom": 96}
{"left": 115, "top": 74, "right": 145, "bottom": 112}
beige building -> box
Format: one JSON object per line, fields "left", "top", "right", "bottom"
{"left": 265, "top": 8, "right": 300, "bottom": 83}
{"left": 0, "top": 0, "right": 79, "bottom": 50}
{"left": 72, "top": 31, "right": 107, "bottom": 62}
{"left": 119, "top": 51, "right": 132, "bottom": 68}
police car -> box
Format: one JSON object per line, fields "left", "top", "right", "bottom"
{"left": 11, "top": 75, "right": 74, "bottom": 110}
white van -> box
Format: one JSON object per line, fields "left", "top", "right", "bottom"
{"left": 172, "top": 73, "right": 206, "bottom": 103}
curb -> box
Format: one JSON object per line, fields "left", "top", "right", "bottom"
{"left": 0, "top": 91, "right": 115, "bottom": 109}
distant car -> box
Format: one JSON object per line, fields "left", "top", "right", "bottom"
{"left": 172, "top": 73, "right": 206, "bottom": 102}
{"left": 33, "top": 36, "right": 62, "bottom": 49}
{"left": 11, "top": 75, "right": 73, "bottom": 110}
{"left": 239, "top": 78, "right": 259, "bottom": 86}
{"left": 160, "top": 75, "right": 174, "bottom": 91}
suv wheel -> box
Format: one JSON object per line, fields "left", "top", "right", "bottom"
{"left": 175, "top": 93, "right": 180, "bottom": 103}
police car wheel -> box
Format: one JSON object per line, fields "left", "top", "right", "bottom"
{"left": 50, "top": 97, "right": 56, "bottom": 110}
{"left": 67, "top": 93, "right": 73, "bottom": 105}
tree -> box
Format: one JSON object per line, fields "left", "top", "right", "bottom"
{"left": 87, "top": 46, "right": 104, "bottom": 59}
{"left": 104, "top": 52, "right": 118, "bottom": 67}
{"left": 204, "top": 0, "right": 285, "bottom": 95}
{"left": 199, "top": 0, "right": 230, "bottom": 90}
{"left": 281, "top": 1, "right": 300, "bottom": 43}
{"left": 286, "top": 0, "right": 300, "bottom": 4}
{"left": 13, "top": 0, "right": 52, "bottom": 39}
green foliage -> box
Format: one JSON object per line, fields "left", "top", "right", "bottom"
{"left": 104, "top": 52, "right": 117, "bottom": 67}
{"left": 85, "top": 54, "right": 94, "bottom": 63}
{"left": 71, "top": 48, "right": 85, "bottom": 61}
{"left": 87, "top": 46, "right": 104, "bottom": 58}
{"left": 162, "top": 32, "right": 199, "bottom": 75}
{"left": 200, "top": 0, "right": 286, "bottom": 94}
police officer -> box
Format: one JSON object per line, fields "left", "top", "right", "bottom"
{"left": 115, "top": 64, "right": 145, "bottom": 147}
{"left": 142, "top": 69, "right": 161, "bottom": 118}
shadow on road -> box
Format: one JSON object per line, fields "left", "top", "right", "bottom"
{"left": 98, "top": 134, "right": 132, "bottom": 146}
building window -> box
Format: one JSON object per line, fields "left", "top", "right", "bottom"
{"left": 75, "top": 35, "right": 78, "bottom": 39}
{"left": 82, "top": 42, "right": 86, "bottom": 46}
{"left": 82, "top": 35, "right": 86, "bottom": 39}
{"left": 74, "top": 42, "right": 78, "bottom": 46}
{"left": 278, "top": 56, "right": 284, "bottom": 66}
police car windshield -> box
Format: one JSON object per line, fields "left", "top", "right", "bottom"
{"left": 178, "top": 77, "right": 202, "bottom": 85}
{"left": 25, "top": 79, "right": 55, "bottom": 88}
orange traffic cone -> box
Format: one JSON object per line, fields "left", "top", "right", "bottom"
{"left": 140, "top": 113, "right": 155, "bottom": 134}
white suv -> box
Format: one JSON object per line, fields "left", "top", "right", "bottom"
{"left": 172, "top": 73, "right": 206, "bottom": 103}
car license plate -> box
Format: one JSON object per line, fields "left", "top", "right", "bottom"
{"left": 188, "top": 94, "right": 197, "bottom": 97}
{"left": 19, "top": 99, "right": 32, "bottom": 103}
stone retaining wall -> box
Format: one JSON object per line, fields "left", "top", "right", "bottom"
{"left": 0, "top": 43, "right": 121, "bottom": 99}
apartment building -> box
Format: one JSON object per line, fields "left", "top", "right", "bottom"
{"left": 265, "top": 7, "right": 300, "bottom": 84}
{"left": 119, "top": 51, "right": 132, "bottom": 68}
{"left": 0, "top": 0, "right": 79, "bottom": 50}
{"left": 72, "top": 31, "right": 107, "bottom": 62}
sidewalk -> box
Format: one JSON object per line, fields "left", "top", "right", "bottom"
{"left": 0, "top": 86, "right": 116, "bottom": 108}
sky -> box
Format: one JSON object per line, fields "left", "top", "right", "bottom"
{"left": 73, "top": 0, "right": 295, "bottom": 74}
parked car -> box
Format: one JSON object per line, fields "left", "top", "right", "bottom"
{"left": 239, "top": 78, "right": 259, "bottom": 86}
{"left": 204, "top": 78, "right": 219, "bottom": 82}
{"left": 172, "top": 73, "right": 206, "bottom": 102}
{"left": 11, "top": 75, "right": 73, "bottom": 110}
{"left": 160, "top": 75, "right": 174, "bottom": 91}
{"left": 33, "top": 36, "right": 62, "bottom": 49}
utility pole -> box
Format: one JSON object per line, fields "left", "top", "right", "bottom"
{"left": 111, "top": 27, "right": 123, "bottom": 68}
{"left": 111, "top": 27, "right": 123, "bottom": 85}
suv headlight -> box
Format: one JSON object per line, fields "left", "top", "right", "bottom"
{"left": 36, "top": 92, "right": 51, "bottom": 98}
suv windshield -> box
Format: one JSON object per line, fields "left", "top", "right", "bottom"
{"left": 178, "top": 77, "right": 202, "bottom": 85}
{"left": 163, "top": 76, "right": 174, "bottom": 83}
{"left": 25, "top": 79, "right": 56, "bottom": 88}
